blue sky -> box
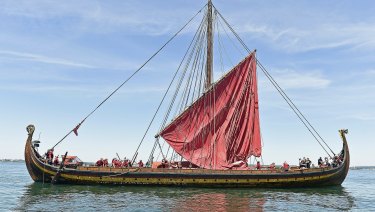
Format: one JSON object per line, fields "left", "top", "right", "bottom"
{"left": 0, "top": 0, "right": 374, "bottom": 166}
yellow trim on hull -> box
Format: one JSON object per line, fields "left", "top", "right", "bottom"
{"left": 52, "top": 170, "right": 338, "bottom": 186}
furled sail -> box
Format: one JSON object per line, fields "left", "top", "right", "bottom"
{"left": 160, "top": 52, "right": 261, "bottom": 169}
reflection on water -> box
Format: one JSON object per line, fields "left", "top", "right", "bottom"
{"left": 176, "top": 190, "right": 265, "bottom": 211}
{"left": 262, "top": 187, "right": 355, "bottom": 211}
{"left": 15, "top": 183, "right": 354, "bottom": 211}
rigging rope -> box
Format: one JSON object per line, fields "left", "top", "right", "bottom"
{"left": 214, "top": 6, "right": 335, "bottom": 158}
{"left": 51, "top": 4, "right": 206, "bottom": 150}
{"left": 154, "top": 13, "right": 208, "bottom": 162}
{"left": 139, "top": 8, "right": 208, "bottom": 164}
{"left": 257, "top": 63, "right": 332, "bottom": 157}
{"left": 152, "top": 7, "right": 213, "bottom": 165}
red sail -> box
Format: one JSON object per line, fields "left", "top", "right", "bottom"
{"left": 160, "top": 53, "right": 261, "bottom": 169}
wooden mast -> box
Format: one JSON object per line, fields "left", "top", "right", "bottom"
{"left": 205, "top": 0, "right": 213, "bottom": 90}
{"left": 206, "top": 0, "right": 215, "bottom": 169}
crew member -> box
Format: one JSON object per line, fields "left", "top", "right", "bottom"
{"left": 161, "top": 159, "right": 168, "bottom": 168}
{"left": 53, "top": 156, "right": 59, "bottom": 166}
{"left": 138, "top": 160, "right": 144, "bottom": 168}
{"left": 112, "top": 158, "right": 116, "bottom": 167}
{"left": 283, "top": 161, "right": 289, "bottom": 171}
{"left": 256, "top": 161, "right": 261, "bottom": 170}
{"left": 318, "top": 157, "right": 323, "bottom": 167}
{"left": 46, "top": 148, "right": 54, "bottom": 165}
{"left": 324, "top": 157, "right": 330, "bottom": 167}
{"left": 123, "top": 159, "right": 129, "bottom": 168}
{"left": 270, "top": 162, "right": 276, "bottom": 170}
{"left": 103, "top": 158, "right": 108, "bottom": 167}
{"left": 96, "top": 158, "right": 103, "bottom": 167}
{"left": 306, "top": 158, "right": 311, "bottom": 168}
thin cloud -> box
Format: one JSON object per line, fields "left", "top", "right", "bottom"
{"left": 0, "top": 83, "right": 166, "bottom": 95}
{"left": 0, "top": 1, "right": 200, "bottom": 36}
{"left": 0, "top": 50, "right": 96, "bottom": 68}
{"left": 260, "top": 69, "right": 331, "bottom": 90}
{"left": 3, "top": 1, "right": 375, "bottom": 51}
{"left": 364, "top": 69, "right": 375, "bottom": 76}
{"left": 238, "top": 23, "right": 374, "bottom": 53}
{"left": 220, "top": 3, "right": 375, "bottom": 53}
{"left": 0, "top": 84, "right": 94, "bottom": 93}
{"left": 338, "top": 114, "right": 375, "bottom": 121}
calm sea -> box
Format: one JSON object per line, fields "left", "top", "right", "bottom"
{"left": 0, "top": 162, "right": 373, "bottom": 211}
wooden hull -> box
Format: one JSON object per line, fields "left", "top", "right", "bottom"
{"left": 24, "top": 127, "right": 350, "bottom": 188}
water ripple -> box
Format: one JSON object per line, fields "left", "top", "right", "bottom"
{"left": 1, "top": 162, "right": 374, "bottom": 211}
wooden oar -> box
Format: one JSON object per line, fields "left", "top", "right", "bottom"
{"left": 51, "top": 151, "right": 68, "bottom": 184}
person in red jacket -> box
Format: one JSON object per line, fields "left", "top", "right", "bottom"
{"left": 283, "top": 161, "right": 290, "bottom": 171}
{"left": 123, "top": 159, "right": 129, "bottom": 168}
{"left": 256, "top": 161, "right": 261, "bottom": 170}
{"left": 138, "top": 160, "right": 144, "bottom": 168}
{"left": 53, "top": 156, "right": 59, "bottom": 166}
{"left": 46, "top": 148, "right": 54, "bottom": 165}
{"left": 103, "top": 159, "right": 108, "bottom": 167}
{"left": 96, "top": 158, "right": 103, "bottom": 167}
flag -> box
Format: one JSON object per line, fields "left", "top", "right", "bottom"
{"left": 73, "top": 123, "right": 81, "bottom": 136}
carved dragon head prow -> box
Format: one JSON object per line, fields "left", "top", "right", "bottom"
{"left": 26, "top": 124, "right": 35, "bottom": 135}
{"left": 339, "top": 129, "right": 348, "bottom": 134}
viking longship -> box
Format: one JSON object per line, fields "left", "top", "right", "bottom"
{"left": 24, "top": 1, "right": 350, "bottom": 187}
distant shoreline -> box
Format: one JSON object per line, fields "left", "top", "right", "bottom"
{"left": 0, "top": 159, "right": 24, "bottom": 162}
{"left": 350, "top": 166, "right": 375, "bottom": 170}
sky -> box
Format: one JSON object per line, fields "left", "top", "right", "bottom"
{"left": 0, "top": 0, "right": 374, "bottom": 166}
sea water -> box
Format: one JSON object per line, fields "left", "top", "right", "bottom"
{"left": 0, "top": 161, "right": 374, "bottom": 211}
